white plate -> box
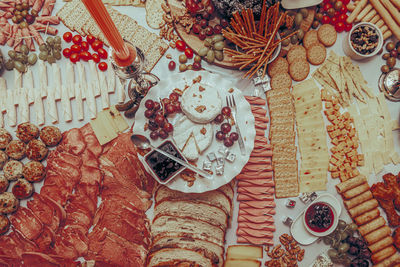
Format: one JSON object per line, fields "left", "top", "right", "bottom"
{"left": 132, "top": 70, "right": 255, "bottom": 193}
{"left": 281, "top": 0, "right": 322, "bottom": 9}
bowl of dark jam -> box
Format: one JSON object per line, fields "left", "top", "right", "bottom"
{"left": 303, "top": 201, "right": 338, "bottom": 237}
{"left": 144, "top": 140, "right": 187, "bottom": 184}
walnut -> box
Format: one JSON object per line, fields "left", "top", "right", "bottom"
{"left": 200, "top": 127, "right": 207, "bottom": 135}
{"left": 195, "top": 105, "right": 206, "bottom": 113}
{"left": 193, "top": 75, "right": 202, "bottom": 83}
{"left": 228, "top": 88, "right": 234, "bottom": 93}
{"left": 166, "top": 54, "right": 172, "bottom": 59}
{"left": 199, "top": 86, "right": 205, "bottom": 92}
{"left": 173, "top": 88, "right": 183, "bottom": 96}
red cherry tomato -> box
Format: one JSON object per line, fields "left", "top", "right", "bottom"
{"left": 91, "top": 53, "right": 100, "bottom": 63}
{"left": 184, "top": 48, "right": 194, "bottom": 59}
{"left": 98, "top": 62, "right": 108, "bottom": 71}
{"left": 322, "top": 15, "right": 331, "bottom": 24}
{"left": 331, "top": 17, "right": 338, "bottom": 25}
{"left": 62, "top": 48, "right": 71, "bottom": 58}
{"left": 71, "top": 44, "right": 81, "bottom": 53}
{"left": 79, "top": 51, "right": 91, "bottom": 61}
{"left": 72, "top": 35, "right": 82, "bottom": 45}
{"left": 345, "top": 23, "right": 352, "bottom": 32}
{"left": 323, "top": 3, "right": 332, "bottom": 12}
{"left": 334, "top": 11, "right": 341, "bottom": 17}
{"left": 335, "top": 21, "right": 345, "bottom": 32}
{"left": 81, "top": 41, "right": 89, "bottom": 51}
{"left": 63, "top": 32, "right": 72, "bottom": 43}
{"left": 70, "top": 53, "right": 80, "bottom": 63}
{"left": 86, "top": 35, "right": 95, "bottom": 44}
{"left": 323, "top": 0, "right": 330, "bottom": 3}
{"left": 91, "top": 40, "right": 103, "bottom": 51}
{"left": 97, "top": 48, "right": 108, "bottom": 59}
{"left": 340, "top": 5, "right": 347, "bottom": 14}
{"left": 342, "top": 0, "right": 350, "bottom": 4}
{"left": 168, "top": 61, "right": 176, "bottom": 71}
{"left": 175, "top": 40, "right": 186, "bottom": 52}
{"left": 338, "top": 13, "right": 348, "bottom": 22}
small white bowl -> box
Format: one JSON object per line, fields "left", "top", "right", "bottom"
{"left": 343, "top": 22, "right": 383, "bottom": 60}
{"left": 302, "top": 201, "right": 339, "bottom": 237}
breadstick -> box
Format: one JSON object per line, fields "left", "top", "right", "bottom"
{"left": 347, "top": 3, "right": 356, "bottom": 11}
{"left": 380, "top": 25, "right": 388, "bottom": 32}
{"left": 376, "top": 19, "right": 385, "bottom": 27}
{"left": 381, "top": 0, "right": 400, "bottom": 26}
{"left": 362, "top": 9, "right": 377, "bottom": 22}
{"left": 389, "top": 0, "right": 400, "bottom": 10}
{"left": 370, "top": 0, "right": 400, "bottom": 40}
{"left": 347, "top": 0, "right": 368, "bottom": 24}
{"left": 356, "top": 4, "right": 373, "bottom": 22}
{"left": 371, "top": 14, "right": 380, "bottom": 24}
{"left": 383, "top": 30, "right": 392, "bottom": 39}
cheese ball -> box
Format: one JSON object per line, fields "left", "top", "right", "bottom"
{"left": 3, "top": 160, "right": 23, "bottom": 181}
{"left": 23, "top": 161, "right": 45, "bottom": 182}
{"left": 0, "top": 192, "right": 19, "bottom": 214}
{"left": 0, "top": 215, "right": 10, "bottom": 235}
{"left": 12, "top": 179, "right": 34, "bottom": 199}
{"left": 0, "top": 175, "right": 9, "bottom": 193}
{"left": 0, "top": 129, "right": 12, "bottom": 150}
{"left": 0, "top": 150, "right": 8, "bottom": 170}
{"left": 40, "top": 126, "right": 62, "bottom": 147}
{"left": 5, "top": 140, "right": 26, "bottom": 160}
{"left": 26, "top": 140, "right": 48, "bottom": 161}
{"left": 16, "top": 122, "right": 40, "bottom": 143}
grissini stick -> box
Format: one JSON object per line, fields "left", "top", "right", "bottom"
{"left": 376, "top": 19, "right": 384, "bottom": 27}
{"left": 370, "top": 0, "right": 400, "bottom": 40}
{"left": 347, "top": 0, "right": 367, "bottom": 23}
{"left": 371, "top": 14, "right": 380, "bottom": 24}
{"left": 347, "top": 3, "right": 356, "bottom": 11}
{"left": 356, "top": 4, "right": 372, "bottom": 22}
{"left": 362, "top": 9, "right": 376, "bottom": 22}
{"left": 383, "top": 30, "right": 392, "bottom": 39}
{"left": 380, "top": 25, "right": 388, "bottom": 32}
{"left": 389, "top": 0, "right": 400, "bottom": 9}
{"left": 381, "top": 0, "right": 400, "bottom": 26}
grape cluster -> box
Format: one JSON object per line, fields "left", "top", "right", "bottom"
{"left": 214, "top": 107, "right": 238, "bottom": 147}
{"left": 144, "top": 93, "right": 181, "bottom": 141}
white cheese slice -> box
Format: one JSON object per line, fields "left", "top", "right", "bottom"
{"left": 0, "top": 78, "right": 6, "bottom": 127}
{"left": 52, "top": 64, "right": 61, "bottom": 101}
{"left": 75, "top": 83, "right": 84, "bottom": 121}
{"left": 99, "top": 71, "right": 109, "bottom": 109}
{"left": 46, "top": 86, "right": 58, "bottom": 124}
{"left": 14, "top": 69, "right": 22, "bottom": 89}
{"left": 38, "top": 60, "right": 47, "bottom": 98}
{"left": 33, "top": 86, "right": 45, "bottom": 126}
{"left": 6, "top": 90, "right": 16, "bottom": 127}
{"left": 87, "top": 82, "right": 97, "bottom": 119}
{"left": 24, "top": 69, "right": 35, "bottom": 104}
{"left": 66, "top": 61, "right": 75, "bottom": 99}
{"left": 89, "top": 61, "right": 101, "bottom": 97}
{"left": 181, "top": 83, "right": 222, "bottom": 123}
{"left": 61, "top": 85, "right": 72, "bottom": 122}
{"left": 76, "top": 62, "right": 87, "bottom": 100}
{"left": 107, "top": 59, "right": 115, "bottom": 93}
{"left": 116, "top": 77, "right": 125, "bottom": 103}
{"left": 19, "top": 88, "right": 29, "bottom": 123}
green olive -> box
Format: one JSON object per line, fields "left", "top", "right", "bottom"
{"left": 21, "top": 10, "right": 28, "bottom": 17}
{"left": 386, "top": 42, "right": 395, "bottom": 51}
{"left": 15, "top": 53, "right": 25, "bottom": 63}
{"left": 198, "top": 47, "right": 209, "bottom": 57}
{"left": 4, "top": 59, "right": 14, "bottom": 71}
{"left": 206, "top": 49, "right": 215, "bottom": 63}
{"left": 327, "top": 249, "right": 338, "bottom": 258}
{"left": 382, "top": 53, "right": 390, "bottom": 60}
{"left": 327, "top": 8, "right": 336, "bottom": 17}
{"left": 212, "top": 34, "right": 224, "bottom": 43}
{"left": 47, "top": 55, "right": 55, "bottom": 64}
{"left": 21, "top": 2, "right": 29, "bottom": 10}
{"left": 14, "top": 61, "right": 26, "bottom": 73}
{"left": 20, "top": 44, "right": 28, "bottom": 55}
{"left": 46, "top": 37, "right": 54, "bottom": 45}
{"left": 334, "top": 1, "right": 343, "bottom": 10}
{"left": 387, "top": 57, "right": 396, "bottom": 68}
{"left": 296, "top": 29, "right": 305, "bottom": 40}
{"left": 53, "top": 51, "right": 61, "bottom": 60}
{"left": 54, "top": 36, "right": 61, "bottom": 44}
{"left": 28, "top": 53, "right": 37, "bottom": 65}
{"left": 213, "top": 41, "right": 225, "bottom": 51}
{"left": 53, "top": 43, "right": 61, "bottom": 51}
{"left": 204, "top": 38, "right": 212, "bottom": 48}
{"left": 338, "top": 243, "right": 350, "bottom": 253}
{"left": 179, "top": 54, "right": 187, "bottom": 64}
{"left": 312, "top": 20, "right": 320, "bottom": 29}
{"left": 338, "top": 220, "right": 346, "bottom": 230}
{"left": 187, "top": 64, "right": 193, "bottom": 70}
{"left": 281, "top": 38, "right": 290, "bottom": 46}
{"left": 214, "top": 50, "right": 224, "bottom": 61}
{"left": 8, "top": 50, "right": 16, "bottom": 59}
{"left": 381, "top": 65, "right": 390, "bottom": 73}
{"left": 15, "top": 15, "right": 23, "bottom": 23}
{"left": 300, "top": 8, "right": 308, "bottom": 18}
{"left": 349, "top": 223, "right": 357, "bottom": 232}
{"left": 11, "top": 16, "right": 18, "bottom": 24}
{"left": 281, "top": 28, "right": 292, "bottom": 37}
{"left": 38, "top": 51, "right": 48, "bottom": 61}
{"left": 179, "top": 63, "right": 187, "bottom": 72}
{"left": 322, "top": 236, "right": 333, "bottom": 245}
{"left": 294, "top": 13, "right": 303, "bottom": 27}
{"left": 340, "top": 232, "right": 348, "bottom": 241}
{"left": 39, "top": 44, "right": 47, "bottom": 52}
{"left": 16, "top": 4, "right": 23, "bottom": 11}
{"left": 19, "top": 21, "right": 28, "bottom": 29}
{"left": 290, "top": 35, "right": 298, "bottom": 44}
{"left": 315, "top": 13, "right": 323, "bottom": 22}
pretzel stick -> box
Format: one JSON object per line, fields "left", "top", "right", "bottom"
{"left": 347, "top": 0, "right": 368, "bottom": 23}
{"left": 389, "top": 0, "right": 400, "bottom": 9}
{"left": 356, "top": 4, "right": 372, "bottom": 22}
{"left": 371, "top": 14, "right": 380, "bottom": 24}
{"left": 381, "top": 0, "right": 400, "bottom": 26}
{"left": 259, "top": 0, "right": 267, "bottom": 35}
{"left": 370, "top": 0, "right": 400, "bottom": 40}
{"left": 362, "top": 9, "right": 377, "bottom": 22}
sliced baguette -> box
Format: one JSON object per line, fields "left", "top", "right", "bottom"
{"left": 147, "top": 248, "right": 213, "bottom": 267}
{"left": 217, "top": 184, "right": 234, "bottom": 201}
{"left": 154, "top": 200, "right": 228, "bottom": 230}
{"left": 152, "top": 215, "right": 225, "bottom": 247}
{"left": 150, "top": 236, "right": 224, "bottom": 267}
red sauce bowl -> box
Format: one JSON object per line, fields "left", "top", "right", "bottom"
{"left": 303, "top": 201, "right": 338, "bottom": 237}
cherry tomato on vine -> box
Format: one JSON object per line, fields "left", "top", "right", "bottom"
{"left": 335, "top": 21, "right": 345, "bottom": 32}
{"left": 91, "top": 53, "right": 100, "bottom": 63}
{"left": 81, "top": 41, "right": 89, "bottom": 51}
{"left": 340, "top": 5, "right": 347, "bottom": 14}
{"left": 62, "top": 48, "right": 71, "bottom": 58}
{"left": 63, "top": 32, "right": 72, "bottom": 42}
{"left": 98, "top": 62, "right": 108, "bottom": 71}
{"left": 79, "top": 51, "right": 91, "bottom": 61}
{"left": 323, "top": 3, "right": 333, "bottom": 12}
{"left": 345, "top": 23, "right": 352, "bottom": 32}
{"left": 331, "top": 17, "right": 338, "bottom": 25}
{"left": 86, "top": 35, "right": 95, "bottom": 44}
{"left": 71, "top": 44, "right": 81, "bottom": 53}
{"left": 97, "top": 48, "right": 108, "bottom": 59}
{"left": 91, "top": 40, "right": 103, "bottom": 51}
{"left": 175, "top": 40, "right": 186, "bottom": 52}
{"left": 70, "top": 53, "right": 80, "bottom": 63}
{"left": 72, "top": 35, "right": 82, "bottom": 45}
{"left": 322, "top": 15, "right": 331, "bottom": 24}
{"left": 338, "top": 13, "right": 348, "bottom": 22}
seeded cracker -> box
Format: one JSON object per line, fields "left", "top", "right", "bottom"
{"left": 146, "top": 0, "right": 167, "bottom": 29}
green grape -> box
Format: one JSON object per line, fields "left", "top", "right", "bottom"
{"left": 338, "top": 220, "right": 347, "bottom": 230}
{"left": 327, "top": 248, "right": 338, "bottom": 258}
{"left": 338, "top": 242, "right": 350, "bottom": 253}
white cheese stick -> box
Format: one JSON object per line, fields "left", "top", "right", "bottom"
{"left": 99, "top": 71, "right": 109, "bottom": 109}
{"left": 24, "top": 69, "right": 35, "bottom": 105}
{"left": 75, "top": 82, "right": 84, "bottom": 121}
{"left": 14, "top": 69, "right": 22, "bottom": 89}
{"left": 52, "top": 64, "right": 62, "bottom": 101}
{"left": 0, "top": 78, "right": 6, "bottom": 127}
{"left": 86, "top": 82, "right": 97, "bottom": 119}
{"left": 66, "top": 61, "right": 75, "bottom": 99}
{"left": 76, "top": 62, "right": 87, "bottom": 100}
{"left": 34, "top": 85, "right": 45, "bottom": 126}
{"left": 116, "top": 77, "right": 126, "bottom": 103}
{"left": 107, "top": 60, "right": 115, "bottom": 93}
{"left": 38, "top": 60, "right": 48, "bottom": 98}
{"left": 89, "top": 61, "right": 100, "bottom": 97}
{"left": 6, "top": 90, "right": 16, "bottom": 127}
{"left": 46, "top": 86, "right": 58, "bottom": 124}
{"left": 61, "top": 84, "right": 72, "bottom": 122}
{"left": 18, "top": 88, "right": 29, "bottom": 123}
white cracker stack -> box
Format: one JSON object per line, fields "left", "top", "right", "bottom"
{"left": 266, "top": 87, "right": 299, "bottom": 198}
{"left": 292, "top": 79, "right": 329, "bottom": 192}
{"left": 57, "top": 0, "right": 169, "bottom": 72}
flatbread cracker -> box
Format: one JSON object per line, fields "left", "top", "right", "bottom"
{"left": 146, "top": 0, "right": 166, "bottom": 29}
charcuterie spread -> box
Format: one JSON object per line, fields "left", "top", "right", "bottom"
{"left": 1, "top": 0, "right": 400, "bottom": 266}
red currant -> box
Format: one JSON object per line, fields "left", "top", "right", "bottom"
{"left": 214, "top": 114, "right": 224, "bottom": 123}
{"left": 169, "top": 92, "right": 179, "bottom": 102}
{"left": 150, "top": 131, "right": 158, "bottom": 140}
{"left": 163, "top": 122, "right": 174, "bottom": 133}
{"left": 155, "top": 115, "right": 165, "bottom": 126}
{"left": 229, "top": 132, "right": 239, "bottom": 141}
{"left": 144, "top": 109, "right": 154, "bottom": 119}
{"left": 166, "top": 104, "right": 175, "bottom": 114}
{"left": 224, "top": 138, "right": 233, "bottom": 147}
{"left": 154, "top": 102, "right": 161, "bottom": 111}
{"left": 216, "top": 131, "right": 225, "bottom": 141}
{"left": 221, "top": 106, "right": 231, "bottom": 116}
{"left": 335, "top": 21, "right": 345, "bottom": 32}
{"left": 221, "top": 122, "right": 231, "bottom": 134}
{"left": 158, "top": 129, "right": 168, "bottom": 139}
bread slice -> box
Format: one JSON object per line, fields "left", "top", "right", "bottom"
{"left": 151, "top": 215, "right": 225, "bottom": 247}
{"left": 154, "top": 200, "right": 228, "bottom": 230}
{"left": 150, "top": 236, "right": 224, "bottom": 267}
{"left": 154, "top": 186, "right": 232, "bottom": 217}
{"left": 217, "top": 184, "right": 234, "bottom": 201}
{"left": 147, "top": 248, "right": 213, "bottom": 267}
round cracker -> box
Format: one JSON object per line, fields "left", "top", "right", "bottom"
{"left": 307, "top": 43, "right": 327, "bottom": 65}
{"left": 317, "top": 24, "right": 337, "bottom": 47}
{"left": 303, "top": 30, "right": 319, "bottom": 49}
{"left": 267, "top": 57, "right": 289, "bottom": 78}
{"left": 289, "top": 60, "right": 310, "bottom": 81}
{"left": 270, "top": 72, "right": 292, "bottom": 91}
{"left": 286, "top": 45, "right": 307, "bottom": 65}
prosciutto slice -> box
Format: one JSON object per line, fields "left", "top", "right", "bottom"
{"left": 10, "top": 207, "right": 43, "bottom": 240}
{"left": 21, "top": 252, "right": 59, "bottom": 267}
{"left": 35, "top": 15, "right": 59, "bottom": 25}
{"left": 58, "top": 128, "right": 86, "bottom": 156}
{"left": 33, "top": 225, "right": 55, "bottom": 253}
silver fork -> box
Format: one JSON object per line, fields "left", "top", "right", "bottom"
{"left": 226, "top": 95, "right": 246, "bottom": 156}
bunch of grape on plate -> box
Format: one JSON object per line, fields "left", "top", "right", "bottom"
{"left": 144, "top": 93, "right": 182, "bottom": 141}
{"left": 214, "top": 106, "right": 238, "bottom": 147}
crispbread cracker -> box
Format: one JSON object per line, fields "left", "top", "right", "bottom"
{"left": 270, "top": 72, "right": 292, "bottom": 90}
{"left": 289, "top": 60, "right": 309, "bottom": 81}
{"left": 317, "top": 24, "right": 337, "bottom": 47}
{"left": 287, "top": 45, "right": 307, "bottom": 64}
{"left": 303, "top": 30, "right": 319, "bottom": 49}
{"left": 146, "top": 0, "right": 166, "bottom": 29}
{"left": 307, "top": 43, "right": 326, "bottom": 65}
{"left": 267, "top": 57, "right": 288, "bottom": 78}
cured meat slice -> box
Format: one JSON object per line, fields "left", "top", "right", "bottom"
{"left": 10, "top": 207, "right": 43, "bottom": 240}
{"left": 47, "top": 150, "right": 82, "bottom": 167}
{"left": 22, "top": 252, "right": 59, "bottom": 267}
{"left": 75, "top": 183, "right": 99, "bottom": 204}
{"left": 0, "top": 255, "right": 21, "bottom": 266}
{"left": 46, "top": 157, "right": 81, "bottom": 184}
{"left": 237, "top": 234, "right": 273, "bottom": 246}
{"left": 238, "top": 214, "right": 274, "bottom": 224}
{"left": 44, "top": 175, "right": 75, "bottom": 193}
{"left": 33, "top": 225, "right": 55, "bottom": 253}
{"left": 238, "top": 180, "right": 274, "bottom": 187}
{"left": 69, "top": 186, "right": 97, "bottom": 216}
{"left": 238, "top": 221, "right": 275, "bottom": 231}
{"left": 9, "top": 229, "right": 38, "bottom": 254}
{"left": 81, "top": 149, "right": 99, "bottom": 169}
{"left": 64, "top": 204, "right": 92, "bottom": 230}
{"left": 27, "top": 194, "right": 54, "bottom": 229}
{"left": 58, "top": 128, "right": 86, "bottom": 156}
{"left": 58, "top": 225, "right": 88, "bottom": 257}
{"left": 40, "top": 184, "right": 69, "bottom": 206}
{"left": 80, "top": 165, "right": 102, "bottom": 188}
{"left": 237, "top": 187, "right": 274, "bottom": 195}
{"left": 0, "top": 235, "right": 22, "bottom": 256}
{"left": 237, "top": 228, "right": 275, "bottom": 238}
{"left": 238, "top": 207, "right": 276, "bottom": 216}
{"left": 81, "top": 123, "right": 103, "bottom": 157}
{"left": 51, "top": 235, "right": 78, "bottom": 260}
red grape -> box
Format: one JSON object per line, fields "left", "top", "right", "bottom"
{"left": 144, "top": 109, "right": 154, "bottom": 119}
{"left": 192, "top": 23, "right": 201, "bottom": 34}
{"left": 205, "top": 26, "right": 214, "bottom": 36}
{"left": 224, "top": 138, "right": 233, "bottom": 147}
{"left": 155, "top": 115, "right": 165, "bottom": 126}
{"left": 154, "top": 102, "right": 161, "bottom": 110}
{"left": 198, "top": 31, "right": 206, "bottom": 40}
{"left": 221, "top": 122, "right": 231, "bottom": 134}
{"left": 158, "top": 129, "right": 168, "bottom": 139}
{"left": 214, "top": 24, "right": 223, "bottom": 34}
{"left": 168, "top": 61, "right": 176, "bottom": 71}
{"left": 145, "top": 99, "right": 155, "bottom": 110}
{"left": 163, "top": 122, "right": 174, "bottom": 132}
{"left": 214, "top": 114, "right": 224, "bottom": 123}
{"left": 220, "top": 18, "right": 229, "bottom": 28}
{"left": 216, "top": 131, "right": 225, "bottom": 141}
{"left": 166, "top": 104, "right": 175, "bottom": 114}
{"left": 162, "top": 98, "right": 170, "bottom": 106}
{"left": 221, "top": 106, "right": 231, "bottom": 116}
{"left": 229, "top": 132, "right": 239, "bottom": 141}
{"left": 193, "top": 62, "right": 201, "bottom": 70}
{"left": 150, "top": 131, "right": 158, "bottom": 140}
{"left": 169, "top": 92, "right": 179, "bottom": 102}
{"left": 199, "top": 19, "right": 208, "bottom": 28}
{"left": 173, "top": 102, "right": 182, "bottom": 112}
{"left": 148, "top": 120, "right": 159, "bottom": 131}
